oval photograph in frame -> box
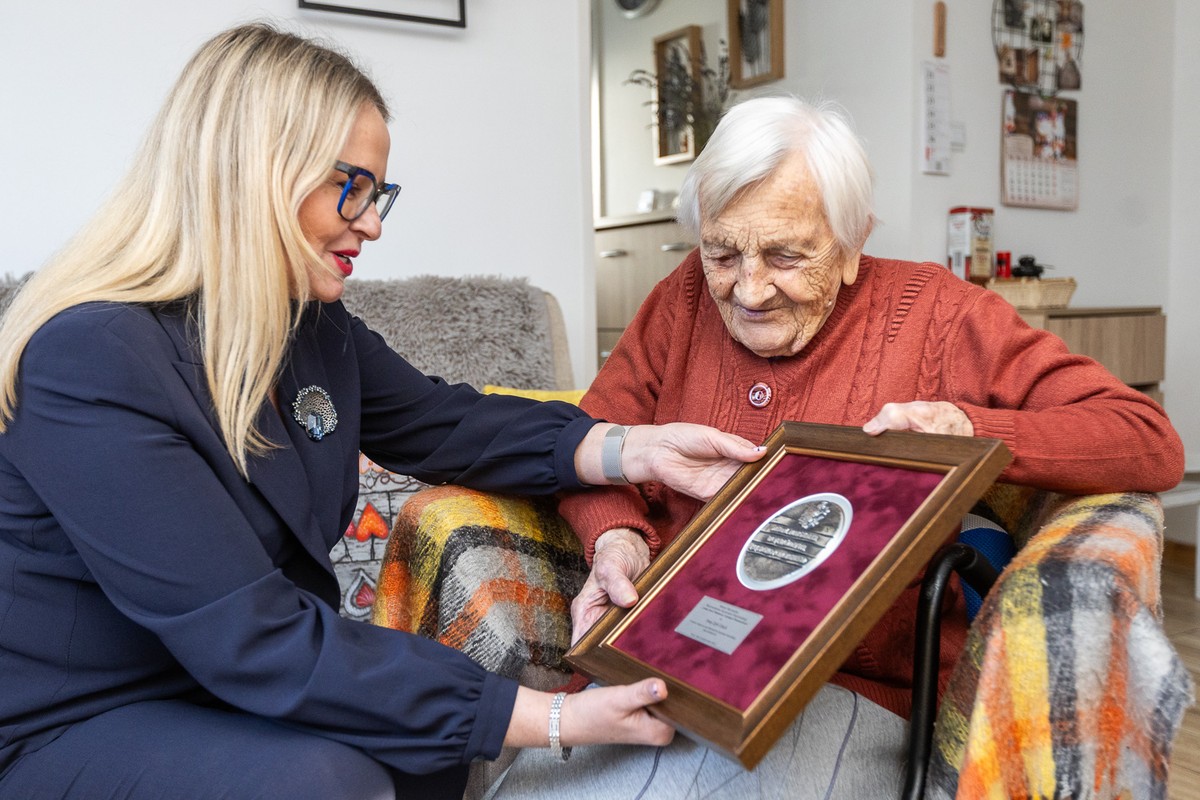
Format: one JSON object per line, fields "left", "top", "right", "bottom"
{"left": 736, "top": 492, "right": 852, "bottom": 591}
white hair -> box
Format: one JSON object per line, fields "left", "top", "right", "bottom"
{"left": 678, "top": 96, "right": 875, "bottom": 255}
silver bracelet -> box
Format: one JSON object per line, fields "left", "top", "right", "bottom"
{"left": 548, "top": 691, "right": 572, "bottom": 761}
{"left": 601, "top": 424, "right": 630, "bottom": 485}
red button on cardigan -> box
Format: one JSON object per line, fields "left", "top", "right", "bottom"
{"left": 748, "top": 382, "right": 772, "bottom": 408}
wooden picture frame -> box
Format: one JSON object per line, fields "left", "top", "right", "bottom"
{"left": 652, "top": 26, "right": 702, "bottom": 166}
{"left": 297, "top": 0, "right": 466, "bottom": 28}
{"left": 727, "top": 0, "right": 784, "bottom": 88}
{"left": 567, "top": 421, "right": 1010, "bottom": 769}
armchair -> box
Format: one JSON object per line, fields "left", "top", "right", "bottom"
{"left": 373, "top": 482, "right": 1194, "bottom": 798}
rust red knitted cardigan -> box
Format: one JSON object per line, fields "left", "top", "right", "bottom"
{"left": 560, "top": 252, "right": 1183, "bottom": 718}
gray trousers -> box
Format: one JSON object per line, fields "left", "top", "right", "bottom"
{"left": 484, "top": 684, "right": 907, "bottom": 800}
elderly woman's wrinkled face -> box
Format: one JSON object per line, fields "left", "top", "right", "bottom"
{"left": 700, "top": 152, "right": 860, "bottom": 358}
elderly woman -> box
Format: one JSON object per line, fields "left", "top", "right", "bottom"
{"left": 488, "top": 96, "right": 1183, "bottom": 798}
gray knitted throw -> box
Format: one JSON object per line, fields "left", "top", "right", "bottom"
{"left": 340, "top": 274, "right": 559, "bottom": 391}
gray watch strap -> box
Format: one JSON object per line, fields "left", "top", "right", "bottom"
{"left": 601, "top": 425, "right": 630, "bottom": 485}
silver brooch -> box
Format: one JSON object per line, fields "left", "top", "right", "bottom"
{"left": 292, "top": 385, "right": 338, "bottom": 441}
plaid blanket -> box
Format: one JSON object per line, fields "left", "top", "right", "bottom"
{"left": 372, "top": 486, "right": 588, "bottom": 689}
{"left": 372, "top": 486, "right": 1194, "bottom": 797}
{"left": 927, "top": 487, "right": 1195, "bottom": 799}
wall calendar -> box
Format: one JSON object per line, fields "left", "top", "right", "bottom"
{"left": 1001, "top": 89, "right": 1078, "bottom": 211}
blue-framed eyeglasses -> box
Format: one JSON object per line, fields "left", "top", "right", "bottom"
{"left": 334, "top": 160, "right": 400, "bottom": 222}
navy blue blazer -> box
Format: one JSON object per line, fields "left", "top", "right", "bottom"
{"left": 0, "top": 299, "right": 595, "bottom": 779}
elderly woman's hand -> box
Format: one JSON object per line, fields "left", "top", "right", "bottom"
{"left": 862, "top": 401, "right": 974, "bottom": 437}
{"left": 570, "top": 528, "right": 649, "bottom": 645}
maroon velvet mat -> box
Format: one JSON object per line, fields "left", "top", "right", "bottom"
{"left": 612, "top": 453, "right": 944, "bottom": 710}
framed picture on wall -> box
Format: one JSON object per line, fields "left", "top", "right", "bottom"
{"left": 652, "top": 25, "right": 702, "bottom": 166}
{"left": 297, "top": 0, "right": 466, "bottom": 28}
{"left": 727, "top": 0, "right": 784, "bottom": 88}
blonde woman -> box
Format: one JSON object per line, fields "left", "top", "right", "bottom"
{"left": 0, "top": 23, "right": 764, "bottom": 799}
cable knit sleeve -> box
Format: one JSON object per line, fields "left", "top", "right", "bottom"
{"left": 558, "top": 256, "right": 699, "bottom": 563}
{"left": 944, "top": 289, "right": 1183, "bottom": 493}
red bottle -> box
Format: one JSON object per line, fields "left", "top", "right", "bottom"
{"left": 995, "top": 251, "right": 1012, "bottom": 278}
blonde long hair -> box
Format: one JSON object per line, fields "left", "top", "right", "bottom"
{"left": 0, "top": 22, "right": 388, "bottom": 475}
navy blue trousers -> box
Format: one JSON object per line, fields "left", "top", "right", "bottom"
{"left": 0, "top": 700, "right": 424, "bottom": 799}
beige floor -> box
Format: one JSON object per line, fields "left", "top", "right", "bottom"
{"left": 1163, "top": 543, "right": 1200, "bottom": 799}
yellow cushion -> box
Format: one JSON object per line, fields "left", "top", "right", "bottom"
{"left": 482, "top": 385, "right": 586, "bottom": 406}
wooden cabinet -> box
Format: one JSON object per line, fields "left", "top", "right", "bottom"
{"left": 594, "top": 215, "right": 697, "bottom": 368}
{"left": 1017, "top": 306, "right": 1166, "bottom": 402}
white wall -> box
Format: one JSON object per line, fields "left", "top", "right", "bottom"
{"left": 594, "top": 0, "right": 1197, "bottom": 465}
{"left": 1166, "top": 0, "right": 1200, "bottom": 470}
{"left": 600, "top": 0, "right": 1179, "bottom": 293}
{"left": 0, "top": 0, "right": 597, "bottom": 388}
{"left": 906, "top": 0, "right": 1174, "bottom": 307}
{"left": 773, "top": 0, "right": 916, "bottom": 260}
{"left": 3, "top": 0, "right": 1197, "bottom": 462}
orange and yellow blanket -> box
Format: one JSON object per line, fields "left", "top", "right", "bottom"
{"left": 372, "top": 486, "right": 586, "bottom": 689}
{"left": 927, "top": 489, "right": 1194, "bottom": 799}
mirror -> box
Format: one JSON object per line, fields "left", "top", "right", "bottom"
{"left": 592, "top": 0, "right": 728, "bottom": 222}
